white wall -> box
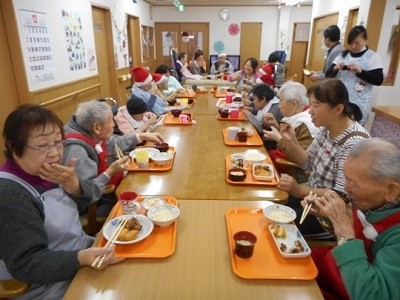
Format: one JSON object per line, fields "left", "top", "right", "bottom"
{"left": 154, "top": 6, "right": 312, "bottom": 61}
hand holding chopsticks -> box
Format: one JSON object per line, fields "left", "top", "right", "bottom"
{"left": 299, "top": 191, "right": 315, "bottom": 225}
{"left": 91, "top": 216, "right": 129, "bottom": 269}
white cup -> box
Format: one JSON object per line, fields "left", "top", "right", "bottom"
{"left": 231, "top": 153, "right": 251, "bottom": 169}
{"left": 227, "top": 126, "right": 240, "bottom": 141}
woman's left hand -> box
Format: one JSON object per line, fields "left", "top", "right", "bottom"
{"left": 39, "top": 158, "right": 82, "bottom": 195}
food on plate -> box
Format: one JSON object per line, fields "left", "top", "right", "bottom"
{"left": 272, "top": 224, "right": 287, "bottom": 238}
{"left": 150, "top": 208, "right": 178, "bottom": 222}
{"left": 278, "top": 240, "right": 306, "bottom": 254}
{"left": 142, "top": 197, "right": 165, "bottom": 210}
{"left": 268, "top": 210, "right": 294, "bottom": 223}
{"left": 117, "top": 218, "right": 142, "bottom": 241}
{"left": 254, "top": 165, "right": 271, "bottom": 176}
{"left": 231, "top": 170, "right": 245, "bottom": 176}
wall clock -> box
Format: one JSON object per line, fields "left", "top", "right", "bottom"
{"left": 219, "top": 8, "right": 231, "bottom": 21}
{"left": 228, "top": 23, "right": 240, "bottom": 36}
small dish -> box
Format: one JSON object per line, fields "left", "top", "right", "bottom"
{"left": 228, "top": 168, "right": 247, "bottom": 182}
{"left": 252, "top": 163, "right": 274, "bottom": 181}
{"left": 171, "top": 109, "right": 182, "bottom": 117}
{"left": 263, "top": 204, "right": 296, "bottom": 224}
{"left": 129, "top": 148, "right": 160, "bottom": 160}
{"left": 152, "top": 152, "right": 173, "bottom": 166}
{"left": 147, "top": 204, "right": 180, "bottom": 227}
{"left": 142, "top": 197, "right": 165, "bottom": 211}
{"left": 154, "top": 142, "right": 169, "bottom": 152}
{"left": 268, "top": 224, "right": 311, "bottom": 258}
{"left": 244, "top": 150, "right": 267, "bottom": 164}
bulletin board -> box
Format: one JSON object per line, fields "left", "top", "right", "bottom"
{"left": 13, "top": 0, "right": 97, "bottom": 91}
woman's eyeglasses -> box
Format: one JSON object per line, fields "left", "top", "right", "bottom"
{"left": 26, "top": 140, "right": 64, "bottom": 153}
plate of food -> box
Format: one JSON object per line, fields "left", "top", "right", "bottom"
{"left": 129, "top": 148, "right": 160, "bottom": 160}
{"left": 268, "top": 223, "right": 311, "bottom": 258}
{"left": 103, "top": 215, "right": 154, "bottom": 245}
{"left": 253, "top": 163, "right": 274, "bottom": 181}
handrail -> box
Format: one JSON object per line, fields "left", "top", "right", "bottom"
{"left": 39, "top": 83, "right": 101, "bottom": 106}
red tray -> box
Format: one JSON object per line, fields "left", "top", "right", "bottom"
{"left": 98, "top": 196, "right": 178, "bottom": 258}
{"left": 127, "top": 147, "right": 175, "bottom": 172}
{"left": 222, "top": 129, "right": 263, "bottom": 146}
{"left": 226, "top": 207, "right": 318, "bottom": 279}
{"left": 225, "top": 156, "right": 280, "bottom": 186}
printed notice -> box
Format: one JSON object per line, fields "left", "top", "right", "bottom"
{"left": 19, "top": 9, "right": 55, "bottom": 84}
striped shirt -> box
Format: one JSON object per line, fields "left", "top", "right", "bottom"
{"left": 303, "top": 122, "right": 370, "bottom": 193}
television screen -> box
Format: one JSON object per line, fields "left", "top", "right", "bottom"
{"left": 209, "top": 55, "right": 240, "bottom": 72}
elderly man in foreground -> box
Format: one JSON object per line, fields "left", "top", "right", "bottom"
{"left": 305, "top": 138, "right": 400, "bottom": 300}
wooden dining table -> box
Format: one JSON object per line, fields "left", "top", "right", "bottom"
{"left": 117, "top": 92, "right": 288, "bottom": 202}
{"left": 64, "top": 200, "right": 323, "bottom": 300}
{"left": 64, "top": 91, "right": 322, "bottom": 299}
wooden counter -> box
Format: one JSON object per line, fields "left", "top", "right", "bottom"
{"left": 64, "top": 200, "right": 323, "bottom": 300}
{"left": 371, "top": 106, "right": 400, "bottom": 124}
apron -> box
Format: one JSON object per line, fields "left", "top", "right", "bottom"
{"left": 0, "top": 172, "right": 93, "bottom": 299}
{"left": 312, "top": 208, "right": 400, "bottom": 300}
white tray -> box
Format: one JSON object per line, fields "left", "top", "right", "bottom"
{"left": 268, "top": 224, "right": 311, "bottom": 258}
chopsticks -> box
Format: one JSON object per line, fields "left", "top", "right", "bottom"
{"left": 115, "top": 144, "right": 124, "bottom": 159}
{"left": 299, "top": 191, "right": 315, "bottom": 225}
{"left": 91, "top": 216, "right": 129, "bottom": 269}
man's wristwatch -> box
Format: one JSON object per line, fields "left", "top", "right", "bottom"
{"left": 337, "top": 236, "right": 354, "bottom": 246}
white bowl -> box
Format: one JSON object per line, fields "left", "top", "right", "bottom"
{"left": 129, "top": 148, "right": 160, "bottom": 160}
{"left": 152, "top": 152, "right": 173, "bottom": 166}
{"left": 253, "top": 163, "right": 275, "bottom": 181}
{"left": 142, "top": 196, "right": 165, "bottom": 211}
{"left": 263, "top": 204, "right": 296, "bottom": 224}
{"left": 244, "top": 150, "right": 267, "bottom": 164}
{"left": 147, "top": 204, "right": 180, "bottom": 227}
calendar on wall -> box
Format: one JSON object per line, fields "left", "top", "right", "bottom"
{"left": 19, "top": 9, "right": 55, "bottom": 84}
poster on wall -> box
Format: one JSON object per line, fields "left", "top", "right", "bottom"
{"left": 61, "top": 9, "right": 87, "bottom": 71}
{"left": 19, "top": 9, "right": 55, "bottom": 84}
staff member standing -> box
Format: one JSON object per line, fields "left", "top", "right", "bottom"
{"left": 308, "top": 25, "right": 344, "bottom": 82}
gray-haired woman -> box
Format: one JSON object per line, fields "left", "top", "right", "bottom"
{"left": 63, "top": 100, "right": 164, "bottom": 217}
{"left": 263, "top": 81, "right": 319, "bottom": 161}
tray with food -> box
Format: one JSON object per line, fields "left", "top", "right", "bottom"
{"left": 163, "top": 112, "right": 195, "bottom": 125}
{"left": 216, "top": 111, "right": 246, "bottom": 121}
{"left": 195, "top": 86, "right": 208, "bottom": 93}
{"left": 175, "top": 90, "right": 196, "bottom": 98}
{"left": 127, "top": 147, "right": 176, "bottom": 171}
{"left": 215, "top": 99, "right": 244, "bottom": 109}
{"left": 225, "top": 207, "right": 317, "bottom": 280}
{"left": 98, "top": 195, "right": 178, "bottom": 258}
{"left": 268, "top": 224, "right": 311, "bottom": 258}
{"left": 222, "top": 129, "right": 263, "bottom": 146}
{"left": 215, "top": 88, "right": 236, "bottom": 98}
{"left": 225, "top": 156, "right": 279, "bottom": 186}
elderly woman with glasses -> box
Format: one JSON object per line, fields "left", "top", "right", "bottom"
{"left": 63, "top": 100, "right": 164, "bottom": 217}
{"left": 262, "top": 81, "right": 319, "bottom": 167}
{"left": 0, "top": 105, "right": 123, "bottom": 299}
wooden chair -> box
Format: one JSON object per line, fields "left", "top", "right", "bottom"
{"left": 80, "top": 184, "right": 116, "bottom": 235}
{"left": 0, "top": 279, "right": 29, "bottom": 299}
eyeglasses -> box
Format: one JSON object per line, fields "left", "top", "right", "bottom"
{"left": 26, "top": 140, "right": 64, "bottom": 153}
